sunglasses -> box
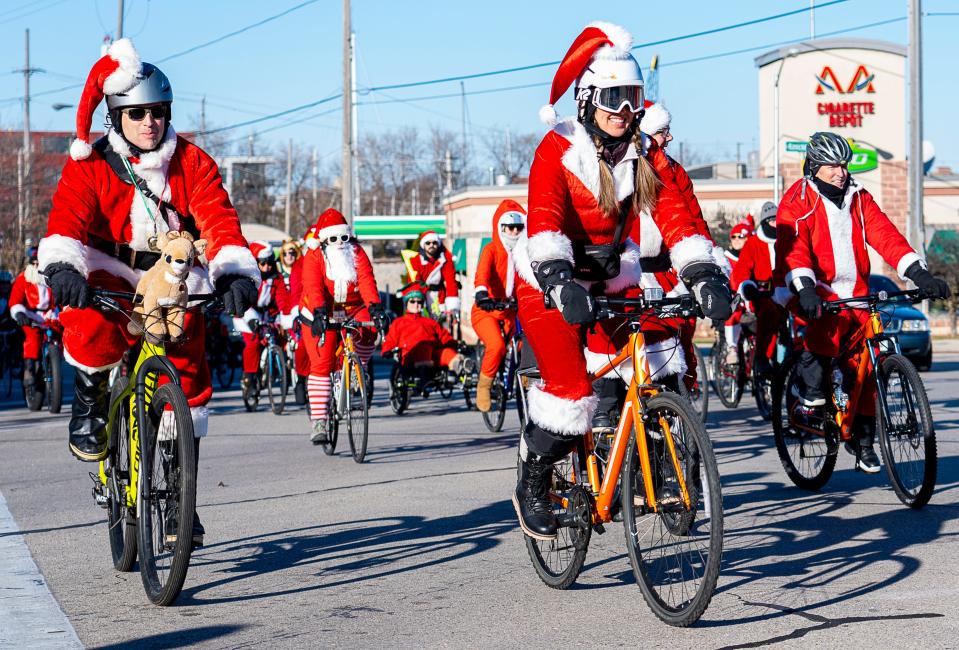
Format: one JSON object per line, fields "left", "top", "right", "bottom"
{"left": 407, "top": 299, "right": 424, "bottom": 305}
{"left": 283, "top": 250, "right": 297, "bottom": 256}
{"left": 656, "top": 127, "right": 671, "bottom": 138}
{"left": 258, "top": 258, "right": 274, "bottom": 265}
{"left": 124, "top": 106, "right": 167, "bottom": 121}
{"left": 325, "top": 235, "right": 352, "bottom": 244}
{"left": 502, "top": 224, "right": 525, "bottom": 232}
{"left": 731, "top": 234, "right": 749, "bottom": 240}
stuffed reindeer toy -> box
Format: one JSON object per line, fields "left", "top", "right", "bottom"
{"left": 128, "top": 231, "right": 207, "bottom": 344}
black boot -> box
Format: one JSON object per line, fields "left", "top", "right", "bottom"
{"left": 242, "top": 372, "right": 258, "bottom": 395}
{"left": 512, "top": 424, "right": 577, "bottom": 540}
{"left": 845, "top": 415, "right": 881, "bottom": 474}
{"left": 68, "top": 369, "right": 110, "bottom": 461}
{"left": 23, "top": 358, "right": 39, "bottom": 388}
{"left": 591, "top": 377, "right": 623, "bottom": 433}
{"left": 797, "top": 351, "right": 827, "bottom": 408}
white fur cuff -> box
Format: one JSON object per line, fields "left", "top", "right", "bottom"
{"left": 38, "top": 235, "right": 88, "bottom": 277}
{"left": 526, "top": 382, "right": 599, "bottom": 437}
{"left": 208, "top": 245, "right": 261, "bottom": 284}
{"left": 896, "top": 252, "right": 923, "bottom": 280}
{"left": 785, "top": 267, "right": 816, "bottom": 292}
{"left": 444, "top": 296, "right": 461, "bottom": 312}
{"left": 669, "top": 235, "right": 714, "bottom": 275}
{"left": 527, "top": 230, "right": 573, "bottom": 264}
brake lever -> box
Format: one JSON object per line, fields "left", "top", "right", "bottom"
{"left": 93, "top": 295, "right": 122, "bottom": 313}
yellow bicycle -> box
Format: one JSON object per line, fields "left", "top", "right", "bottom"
{"left": 90, "top": 288, "right": 216, "bottom": 605}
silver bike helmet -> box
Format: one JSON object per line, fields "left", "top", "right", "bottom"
{"left": 106, "top": 63, "right": 173, "bottom": 111}
{"left": 804, "top": 132, "right": 852, "bottom": 176}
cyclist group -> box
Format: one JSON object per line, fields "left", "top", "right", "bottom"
{"left": 13, "top": 22, "right": 951, "bottom": 612}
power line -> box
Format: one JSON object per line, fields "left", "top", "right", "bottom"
{"left": 0, "top": 0, "right": 68, "bottom": 26}
{"left": 197, "top": 93, "right": 342, "bottom": 136}
{"left": 155, "top": 0, "right": 322, "bottom": 63}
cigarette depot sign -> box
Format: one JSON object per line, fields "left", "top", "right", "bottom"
{"left": 815, "top": 65, "right": 876, "bottom": 128}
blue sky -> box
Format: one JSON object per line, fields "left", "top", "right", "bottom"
{"left": 0, "top": 0, "right": 957, "bottom": 166}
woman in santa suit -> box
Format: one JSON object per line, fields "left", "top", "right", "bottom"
{"left": 9, "top": 247, "right": 56, "bottom": 392}
{"left": 235, "top": 241, "right": 292, "bottom": 394}
{"left": 722, "top": 220, "right": 752, "bottom": 363}
{"left": 39, "top": 39, "right": 258, "bottom": 473}
{"left": 471, "top": 200, "right": 526, "bottom": 412}
{"left": 407, "top": 230, "right": 460, "bottom": 318}
{"left": 512, "top": 22, "right": 732, "bottom": 540}
{"left": 299, "top": 209, "right": 388, "bottom": 444}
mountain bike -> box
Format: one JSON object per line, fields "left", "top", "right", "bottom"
{"left": 89, "top": 289, "right": 217, "bottom": 605}
{"left": 475, "top": 300, "right": 524, "bottom": 433}
{"left": 683, "top": 342, "right": 708, "bottom": 424}
{"left": 23, "top": 318, "right": 63, "bottom": 414}
{"left": 242, "top": 320, "right": 288, "bottom": 415}
{"left": 317, "top": 315, "right": 376, "bottom": 463}
{"left": 519, "top": 291, "right": 723, "bottom": 626}
{"left": 772, "top": 289, "right": 937, "bottom": 508}
{"left": 387, "top": 341, "right": 475, "bottom": 414}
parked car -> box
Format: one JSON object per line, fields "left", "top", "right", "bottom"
{"left": 869, "top": 274, "right": 932, "bottom": 371}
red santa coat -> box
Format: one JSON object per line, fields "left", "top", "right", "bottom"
{"left": 299, "top": 243, "right": 381, "bottom": 317}
{"left": 381, "top": 312, "right": 455, "bottom": 363}
{"left": 731, "top": 230, "right": 776, "bottom": 295}
{"left": 409, "top": 247, "right": 459, "bottom": 311}
{"left": 774, "top": 177, "right": 919, "bottom": 302}
{"left": 9, "top": 270, "right": 54, "bottom": 324}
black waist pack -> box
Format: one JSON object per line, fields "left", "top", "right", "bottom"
{"left": 572, "top": 243, "right": 621, "bottom": 281}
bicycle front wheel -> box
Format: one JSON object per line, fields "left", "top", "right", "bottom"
{"left": 47, "top": 344, "right": 63, "bottom": 414}
{"left": 752, "top": 369, "right": 773, "bottom": 421}
{"left": 266, "top": 344, "right": 288, "bottom": 415}
{"left": 877, "top": 354, "right": 937, "bottom": 508}
{"left": 711, "top": 338, "right": 742, "bottom": 409}
{"left": 137, "top": 383, "right": 196, "bottom": 606}
{"left": 621, "top": 391, "right": 723, "bottom": 627}
{"left": 481, "top": 377, "right": 507, "bottom": 432}
{"left": 346, "top": 357, "right": 369, "bottom": 463}
{"left": 106, "top": 378, "right": 137, "bottom": 572}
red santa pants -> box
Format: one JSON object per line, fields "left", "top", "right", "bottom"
{"left": 300, "top": 306, "right": 376, "bottom": 375}
{"left": 753, "top": 298, "right": 785, "bottom": 360}
{"left": 802, "top": 308, "right": 875, "bottom": 416}
{"left": 59, "top": 271, "right": 212, "bottom": 407}
{"left": 471, "top": 307, "right": 515, "bottom": 377}
{"left": 21, "top": 326, "right": 43, "bottom": 360}
{"left": 517, "top": 279, "right": 594, "bottom": 437}
{"left": 585, "top": 310, "right": 687, "bottom": 385}
{"left": 242, "top": 332, "right": 261, "bottom": 374}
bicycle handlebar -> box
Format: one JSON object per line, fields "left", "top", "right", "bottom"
{"left": 821, "top": 289, "right": 923, "bottom": 314}
{"left": 593, "top": 293, "right": 702, "bottom": 319}
{"left": 91, "top": 289, "right": 221, "bottom": 314}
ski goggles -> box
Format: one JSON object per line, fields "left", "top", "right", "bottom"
{"left": 591, "top": 85, "right": 644, "bottom": 114}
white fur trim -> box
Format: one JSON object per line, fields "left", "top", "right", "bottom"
{"left": 86, "top": 247, "right": 140, "bottom": 288}
{"left": 557, "top": 119, "right": 600, "bottom": 200}
{"left": 70, "top": 138, "right": 93, "bottom": 161}
{"left": 896, "top": 252, "right": 922, "bottom": 280}
{"left": 605, "top": 237, "right": 644, "bottom": 293}
{"left": 669, "top": 234, "right": 714, "bottom": 274}
{"left": 643, "top": 337, "right": 687, "bottom": 380}
{"left": 10, "top": 304, "right": 42, "bottom": 324}
{"left": 444, "top": 296, "right": 461, "bottom": 312}
{"left": 821, "top": 193, "right": 856, "bottom": 299}
{"left": 473, "top": 285, "right": 489, "bottom": 296}
{"left": 420, "top": 231, "right": 440, "bottom": 244}
{"left": 639, "top": 211, "right": 664, "bottom": 257}
{"left": 232, "top": 307, "right": 261, "bottom": 334}
{"left": 317, "top": 224, "right": 350, "bottom": 240}
{"left": 712, "top": 245, "right": 732, "bottom": 276}
{"left": 585, "top": 21, "right": 633, "bottom": 54}
{"left": 38, "top": 235, "right": 88, "bottom": 277}
{"left": 725, "top": 324, "right": 741, "bottom": 347}
{"left": 103, "top": 38, "right": 142, "bottom": 95}
{"left": 526, "top": 382, "right": 599, "bottom": 436}
{"left": 584, "top": 347, "right": 632, "bottom": 385}
{"left": 512, "top": 233, "right": 539, "bottom": 289}
{"left": 191, "top": 406, "right": 209, "bottom": 439}
{"left": 208, "top": 245, "right": 260, "bottom": 283}
{"left": 785, "top": 267, "right": 816, "bottom": 292}
{"left": 527, "top": 230, "right": 573, "bottom": 264}
{"left": 185, "top": 265, "right": 213, "bottom": 296}
{"left": 63, "top": 347, "right": 122, "bottom": 374}
{"left": 738, "top": 280, "right": 758, "bottom": 299}
{"left": 640, "top": 103, "right": 671, "bottom": 136}
{"left": 757, "top": 226, "right": 775, "bottom": 244}
{"left": 539, "top": 104, "right": 558, "bottom": 126}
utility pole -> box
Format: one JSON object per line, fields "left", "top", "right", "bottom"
{"left": 285, "top": 139, "right": 293, "bottom": 236}
{"left": 460, "top": 81, "right": 468, "bottom": 182}
{"left": 351, "top": 31, "right": 360, "bottom": 217}
{"left": 17, "top": 150, "right": 24, "bottom": 252}
{"left": 505, "top": 127, "right": 512, "bottom": 179}
{"left": 444, "top": 149, "right": 453, "bottom": 193}
{"left": 341, "top": 0, "right": 353, "bottom": 224}
{"left": 117, "top": 0, "right": 124, "bottom": 39}
{"left": 312, "top": 147, "right": 318, "bottom": 217}
{"left": 19, "top": 29, "right": 41, "bottom": 250}
{"left": 809, "top": 0, "right": 815, "bottom": 40}
{"left": 907, "top": 0, "right": 924, "bottom": 255}
{"left": 199, "top": 96, "right": 207, "bottom": 149}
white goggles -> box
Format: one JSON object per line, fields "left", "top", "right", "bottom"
{"left": 590, "top": 85, "right": 644, "bottom": 114}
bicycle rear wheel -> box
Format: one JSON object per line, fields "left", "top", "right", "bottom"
{"left": 481, "top": 376, "right": 507, "bottom": 432}
{"left": 771, "top": 355, "right": 837, "bottom": 490}
{"left": 388, "top": 364, "right": 409, "bottom": 415}
{"left": 266, "top": 344, "right": 288, "bottom": 415}
{"left": 752, "top": 369, "right": 773, "bottom": 421}
{"left": 106, "top": 378, "right": 137, "bottom": 572}
{"left": 346, "top": 357, "right": 369, "bottom": 463}
{"left": 689, "top": 345, "right": 708, "bottom": 424}
{"left": 876, "top": 354, "right": 937, "bottom": 508}
{"left": 621, "top": 391, "right": 723, "bottom": 627}
{"left": 47, "top": 344, "right": 63, "bottom": 414}
{"left": 711, "top": 338, "right": 742, "bottom": 408}
{"left": 521, "top": 452, "right": 591, "bottom": 589}
{"left": 137, "top": 383, "right": 196, "bottom": 606}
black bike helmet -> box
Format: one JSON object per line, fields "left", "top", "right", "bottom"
{"left": 804, "top": 131, "right": 852, "bottom": 177}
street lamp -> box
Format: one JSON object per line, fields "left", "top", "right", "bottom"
{"left": 773, "top": 46, "right": 800, "bottom": 204}
{"left": 51, "top": 102, "right": 73, "bottom": 111}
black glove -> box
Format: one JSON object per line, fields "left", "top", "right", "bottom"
{"left": 534, "top": 259, "right": 595, "bottom": 325}
{"left": 14, "top": 312, "right": 30, "bottom": 327}
{"left": 369, "top": 302, "right": 389, "bottom": 333}
{"left": 795, "top": 278, "right": 822, "bottom": 320}
{"left": 44, "top": 263, "right": 91, "bottom": 309}
{"left": 740, "top": 282, "right": 763, "bottom": 302}
{"left": 215, "top": 274, "right": 258, "bottom": 316}
{"left": 681, "top": 262, "right": 733, "bottom": 321}
{"left": 474, "top": 290, "right": 495, "bottom": 312}
{"left": 904, "top": 261, "right": 951, "bottom": 300}
{"left": 246, "top": 319, "right": 260, "bottom": 332}
{"left": 310, "top": 308, "right": 328, "bottom": 338}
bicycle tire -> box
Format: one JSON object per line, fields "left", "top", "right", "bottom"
{"left": 482, "top": 378, "right": 507, "bottom": 433}
{"left": 137, "top": 383, "right": 196, "bottom": 606}
{"left": 876, "top": 354, "right": 937, "bottom": 508}
{"left": 690, "top": 345, "right": 709, "bottom": 424}
{"left": 752, "top": 369, "right": 773, "bottom": 421}
{"left": 462, "top": 380, "right": 474, "bottom": 410}
{"left": 388, "top": 365, "right": 409, "bottom": 415}
{"left": 321, "top": 380, "right": 339, "bottom": 456}
{"left": 242, "top": 375, "right": 259, "bottom": 412}
{"left": 711, "top": 338, "right": 743, "bottom": 409}
{"left": 621, "top": 391, "right": 723, "bottom": 627}
{"left": 515, "top": 373, "right": 527, "bottom": 430}
{"left": 47, "top": 344, "right": 63, "bottom": 414}
{"left": 266, "top": 344, "right": 287, "bottom": 415}
{"left": 522, "top": 453, "right": 590, "bottom": 589}
{"left": 346, "top": 356, "right": 369, "bottom": 463}
{"left": 106, "top": 378, "right": 137, "bottom": 572}
{"left": 771, "top": 354, "right": 837, "bottom": 490}
{"left": 24, "top": 372, "right": 43, "bottom": 411}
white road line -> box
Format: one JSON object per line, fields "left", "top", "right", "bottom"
{"left": 0, "top": 490, "right": 82, "bottom": 649}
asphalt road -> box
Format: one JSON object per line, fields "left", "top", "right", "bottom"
{"left": 2, "top": 355, "right": 958, "bottom": 649}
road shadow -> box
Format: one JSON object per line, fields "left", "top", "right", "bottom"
{"left": 364, "top": 431, "right": 517, "bottom": 464}
{"left": 90, "top": 624, "right": 247, "bottom": 649}
{"left": 178, "top": 499, "right": 517, "bottom": 606}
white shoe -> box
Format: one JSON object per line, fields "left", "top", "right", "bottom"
{"left": 310, "top": 419, "right": 329, "bottom": 444}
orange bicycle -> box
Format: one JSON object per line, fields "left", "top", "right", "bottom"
{"left": 772, "top": 288, "right": 937, "bottom": 508}
{"left": 520, "top": 291, "right": 723, "bottom": 627}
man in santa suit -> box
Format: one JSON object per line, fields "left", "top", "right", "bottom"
{"left": 299, "top": 209, "right": 387, "bottom": 443}
{"left": 407, "top": 230, "right": 460, "bottom": 318}
{"left": 235, "top": 241, "right": 292, "bottom": 395}
{"left": 776, "top": 131, "right": 949, "bottom": 473}
{"left": 9, "top": 247, "right": 57, "bottom": 391}
{"left": 731, "top": 202, "right": 782, "bottom": 375}
{"left": 721, "top": 220, "right": 753, "bottom": 363}
{"left": 471, "top": 200, "right": 526, "bottom": 412}
{"left": 382, "top": 284, "right": 466, "bottom": 376}
{"left": 38, "top": 41, "right": 258, "bottom": 492}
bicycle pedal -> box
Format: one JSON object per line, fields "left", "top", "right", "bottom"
{"left": 593, "top": 523, "right": 606, "bottom": 535}
{"left": 89, "top": 473, "right": 109, "bottom": 509}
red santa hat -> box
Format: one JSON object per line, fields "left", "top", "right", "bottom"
{"left": 419, "top": 230, "right": 441, "bottom": 245}
{"left": 539, "top": 21, "right": 637, "bottom": 126}
{"left": 249, "top": 241, "right": 275, "bottom": 261}
{"left": 401, "top": 283, "right": 426, "bottom": 303}
{"left": 314, "top": 208, "right": 351, "bottom": 240}
{"left": 70, "top": 38, "right": 142, "bottom": 161}
{"left": 730, "top": 222, "right": 753, "bottom": 239}
{"left": 640, "top": 102, "right": 671, "bottom": 136}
